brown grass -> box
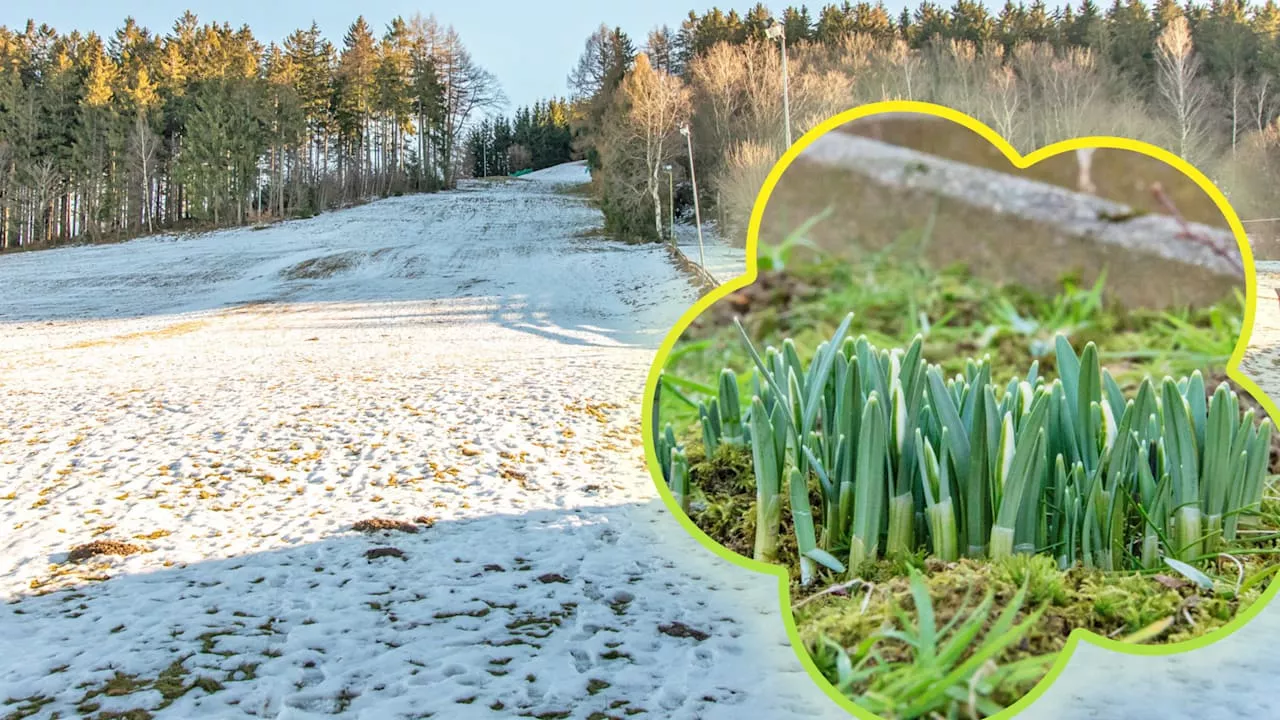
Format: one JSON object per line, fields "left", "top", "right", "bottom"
{"left": 352, "top": 518, "right": 420, "bottom": 534}
{"left": 67, "top": 540, "right": 146, "bottom": 563}
{"left": 281, "top": 252, "right": 360, "bottom": 280}
{"left": 64, "top": 321, "right": 206, "bottom": 350}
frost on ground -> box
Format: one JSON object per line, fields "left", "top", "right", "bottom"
{"left": 673, "top": 223, "right": 745, "bottom": 287}
{"left": 0, "top": 163, "right": 842, "bottom": 720}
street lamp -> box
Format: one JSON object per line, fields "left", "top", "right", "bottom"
{"left": 765, "top": 18, "right": 792, "bottom": 149}
{"left": 663, "top": 163, "right": 674, "bottom": 243}
{"left": 678, "top": 125, "right": 706, "bottom": 271}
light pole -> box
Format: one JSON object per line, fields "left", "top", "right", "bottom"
{"left": 765, "top": 19, "right": 792, "bottom": 149}
{"left": 663, "top": 163, "right": 674, "bottom": 243}
{"left": 678, "top": 125, "right": 706, "bottom": 270}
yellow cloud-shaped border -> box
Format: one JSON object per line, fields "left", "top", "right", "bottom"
{"left": 639, "top": 99, "right": 1280, "bottom": 719}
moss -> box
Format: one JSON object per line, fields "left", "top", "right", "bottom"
{"left": 687, "top": 443, "right": 753, "bottom": 498}
{"left": 795, "top": 551, "right": 1274, "bottom": 716}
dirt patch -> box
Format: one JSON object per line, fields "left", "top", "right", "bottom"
{"left": 658, "top": 621, "right": 710, "bottom": 641}
{"left": 67, "top": 540, "right": 146, "bottom": 563}
{"left": 688, "top": 270, "right": 817, "bottom": 333}
{"left": 281, "top": 252, "right": 361, "bottom": 280}
{"left": 365, "top": 547, "right": 406, "bottom": 561}
{"left": 352, "top": 518, "right": 420, "bottom": 534}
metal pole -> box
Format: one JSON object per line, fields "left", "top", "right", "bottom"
{"left": 667, "top": 169, "right": 674, "bottom": 243}
{"left": 682, "top": 127, "right": 706, "bottom": 270}
{"left": 781, "top": 33, "right": 792, "bottom": 148}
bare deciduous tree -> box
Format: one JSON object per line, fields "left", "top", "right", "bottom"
{"left": 616, "top": 53, "right": 689, "bottom": 239}
{"left": 606, "top": 53, "right": 691, "bottom": 239}
{"left": 0, "top": 142, "right": 12, "bottom": 250}
{"left": 506, "top": 143, "right": 532, "bottom": 172}
{"left": 25, "top": 158, "right": 61, "bottom": 244}
{"left": 1155, "top": 16, "right": 1214, "bottom": 165}
{"left": 986, "top": 64, "right": 1022, "bottom": 145}
{"left": 1251, "top": 74, "right": 1277, "bottom": 135}
{"left": 128, "top": 114, "right": 161, "bottom": 233}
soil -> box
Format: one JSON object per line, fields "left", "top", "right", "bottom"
{"left": 351, "top": 518, "right": 420, "bottom": 534}
{"left": 67, "top": 540, "right": 146, "bottom": 563}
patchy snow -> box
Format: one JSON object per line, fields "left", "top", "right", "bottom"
{"left": 0, "top": 167, "right": 842, "bottom": 720}
{"left": 674, "top": 222, "right": 747, "bottom": 288}
{"left": 522, "top": 159, "right": 592, "bottom": 184}
{"left": 9, "top": 162, "right": 1274, "bottom": 720}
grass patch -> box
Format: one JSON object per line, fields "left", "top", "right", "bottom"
{"left": 280, "top": 252, "right": 360, "bottom": 280}
{"left": 663, "top": 251, "right": 1244, "bottom": 433}
{"left": 63, "top": 321, "right": 205, "bottom": 350}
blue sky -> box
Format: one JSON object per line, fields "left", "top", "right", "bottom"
{"left": 1, "top": 0, "right": 784, "bottom": 112}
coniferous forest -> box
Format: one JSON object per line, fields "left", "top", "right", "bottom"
{"left": 0, "top": 12, "right": 505, "bottom": 249}
{"left": 9, "top": 3, "right": 1280, "bottom": 251}
{"left": 463, "top": 99, "right": 575, "bottom": 178}
{"left": 570, "top": 1, "right": 1280, "bottom": 245}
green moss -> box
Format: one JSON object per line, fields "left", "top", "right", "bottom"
{"left": 796, "top": 553, "right": 1274, "bottom": 717}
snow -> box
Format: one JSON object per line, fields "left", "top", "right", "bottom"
{"left": 6, "top": 161, "right": 1276, "bottom": 720}
{"left": 0, "top": 165, "right": 841, "bottom": 719}
{"left": 521, "top": 159, "right": 593, "bottom": 183}
{"left": 674, "top": 222, "right": 747, "bottom": 287}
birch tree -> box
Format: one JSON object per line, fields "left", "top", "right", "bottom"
{"left": 1155, "top": 15, "right": 1214, "bottom": 163}
{"left": 618, "top": 53, "right": 689, "bottom": 239}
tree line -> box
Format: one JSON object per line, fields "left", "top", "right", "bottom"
{"left": 0, "top": 11, "right": 502, "bottom": 250}
{"left": 571, "top": 0, "right": 1280, "bottom": 244}
{"left": 463, "top": 98, "right": 574, "bottom": 178}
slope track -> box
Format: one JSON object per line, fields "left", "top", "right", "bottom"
{"left": 0, "top": 163, "right": 840, "bottom": 720}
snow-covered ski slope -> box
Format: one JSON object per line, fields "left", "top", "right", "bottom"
{"left": 5, "top": 161, "right": 1279, "bottom": 719}
{"left": 0, "top": 162, "right": 845, "bottom": 719}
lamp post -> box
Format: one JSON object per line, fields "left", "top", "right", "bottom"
{"left": 765, "top": 19, "right": 792, "bottom": 149}
{"left": 678, "top": 124, "right": 706, "bottom": 270}
{"left": 663, "top": 163, "right": 674, "bottom": 243}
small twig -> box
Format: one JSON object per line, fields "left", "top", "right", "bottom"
{"left": 1219, "top": 552, "right": 1246, "bottom": 596}
{"left": 968, "top": 659, "right": 998, "bottom": 720}
{"left": 1150, "top": 182, "right": 1243, "bottom": 274}
{"left": 791, "top": 578, "right": 866, "bottom": 612}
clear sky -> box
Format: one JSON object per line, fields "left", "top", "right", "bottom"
{"left": 1, "top": 1, "right": 779, "bottom": 112}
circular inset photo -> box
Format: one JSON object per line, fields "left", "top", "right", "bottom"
{"left": 645, "top": 102, "right": 1279, "bottom": 720}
